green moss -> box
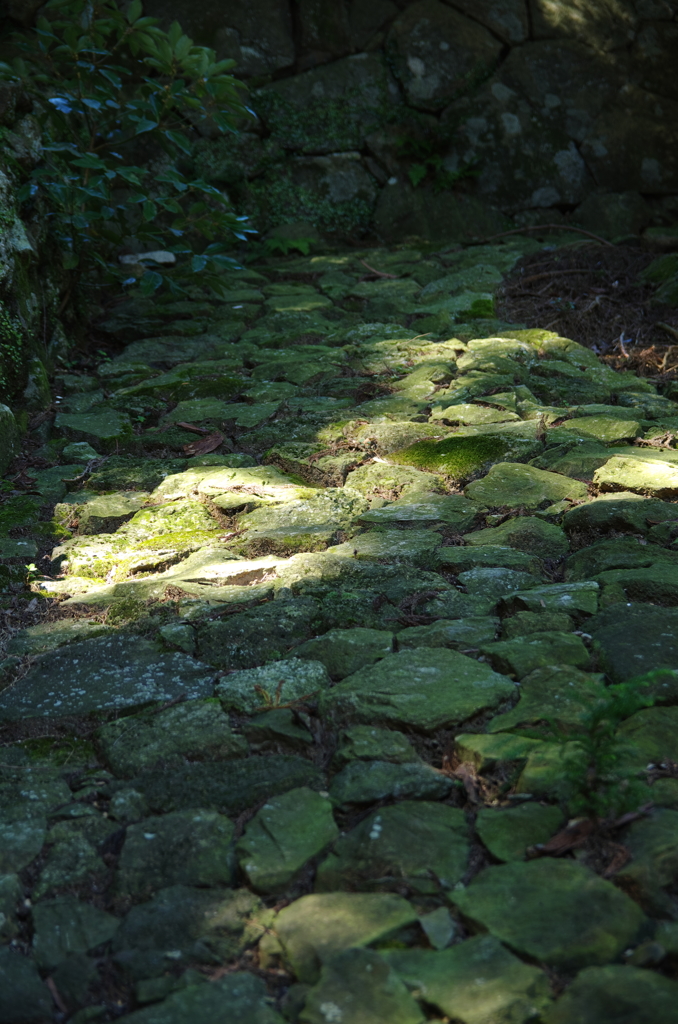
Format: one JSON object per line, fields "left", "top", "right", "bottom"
{"left": 640, "top": 254, "right": 678, "bottom": 285}
{"left": 247, "top": 167, "right": 376, "bottom": 237}
{"left": 13, "top": 736, "right": 96, "bottom": 767}
{"left": 390, "top": 434, "right": 509, "bottom": 480}
{"left": 0, "top": 496, "right": 41, "bottom": 536}
{"left": 106, "top": 597, "right": 147, "bottom": 624}
{"left": 0, "top": 301, "right": 26, "bottom": 402}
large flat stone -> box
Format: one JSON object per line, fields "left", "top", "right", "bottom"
{"left": 301, "top": 947, "right": 425, "bottom": 1024}
{"left": 319, "top": 648, "right": 516, "bottom": 732}
{"left": 545, "top": 965, "right": 678, "bottom": 1024}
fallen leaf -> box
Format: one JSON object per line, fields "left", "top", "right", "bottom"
{"left": 176, "top": 421, "right": 212, "bottom": 435}
{"left": 183, "top": 430, "right": 224, "bottom": 457}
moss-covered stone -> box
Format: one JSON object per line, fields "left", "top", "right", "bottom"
{"left": 390, "top": 434, "right": 510, "bottom": 481}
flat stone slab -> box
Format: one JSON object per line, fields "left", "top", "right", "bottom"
{"left": 0, "top": 637, "right": 216, "bottom": 719}
{"left": 475, "top": 804, "right": 565, "bottom": 862}
{"left": 545, "top": 965, "right": 678, "bottom": 1024}
{"left": 329, "top": 760, "right": 454, "bottom": 808}
{"left": 487, "top": 666, "right": 606, "bottom": 732}
{"left": 465, "top": 462, "right": 587, "bottom": 508}
{"left": 451, "top": 859, "right": 645, "bottom": 970}
{"left": 588, "top": 604, "right": 678, "bottom": 682}
{"left": 319, "top": 648, "right": 516, "bottom": 732}
{"left": 302, "top": 948, "right": 424, "bottom": 1024}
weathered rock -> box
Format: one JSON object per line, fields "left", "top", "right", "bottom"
{"left": 616, "top": 706, "right": 678, "bottom": 768}
{"left": 465, "top": 516, "right": 569, "bottom": 558}
{"left": 358, "top": 492, "right": 484, "bottom": 532}
{"left": 32, "top": 897, "right": 119, "bottom": 970}
{"left": 215, "top": 658, "right": 330, "bottom": 713}
{"left": 0, "top": 945, "right": 53, "bottom": 1024}
{"left": 397, "top": 616, "right": 499, "bottom": 651}
{"left": 437, "top": 545, "right": 542, "bottom": 575}
{"left": 487, "top": 666, "right": 606, "bottom": 732}
{"left": 594, "top": 451, "right": 678, "bottom": 497}
{"left": 33, "top": 835, "right": 106, "bottom": 900}
{"left": 454, "top": 731, "right": 544, "bottom": 771}
{"left": 385, "top": 935, "right": 552, "bottom": 1024}
{"left": 237, "top": 788, "right": 338, "bottom": 893}
{"left": 501, "top": 610, "right": 574, "bottom": 638}
{"left": 451, "top": 859, "right": 645, "bottom": 970}
{"left": 54, "top": 408, "right": 133, "bottom": 449}
{"left": 0, "top": 814, "right": 46, "bottom": 873}
{"left": 0, "top": 636, "right": 215, "bottom": 720}
{"left": 112, "top": 885, "right": 269, "bottom": 979}
{"left": 96, "top": 700, "right": 248, "bottom": 777}
{"left": 292, "top": 627, "right": 393, "bottom": 679}
{"left": 501, "top": 581, "right": 599, "bottom": 616}
{"left": 481, "top": 629, "right": 590, "bottom": 678}
{"left": 320, "top": 648, "right": 516, "bottom": 731}
{"left": 565, "top": 537, "right": 678, "bottom": 582}
{"left": 563, "top": 493, "right": 678, "bottom": 539}
{"left": 465, "top": 462, "right": 588, "bottom": 508}
{"left": 116, "top": 809, "right": 236, "bottom": 895}
{"left": 329, "top": 759, "right": 454, "bottom": 808}
{"left": 113, "top": 972, "right": 284, "bottom": 1024}
{"left": 457, "top": 567, "right": 540, "bottom": 602}
{"left": 333, "top": 725, "right": 418, "bottom": 767}
{"left": 588, "top": 604, "right": 678, "bottom": 681}
{"left": 197, "top": 597, "right": 321, "bottom": 670}
{"left": 475, "top": 803, "right": 564, "bottom": 862}
{"left": 545, "top": 965, "right": 678, "bottom": 1024}
{"left": 316, "top": 801, "right": 469, "bottom": 894}
{"left": 344, "top": 461, "right": 445, "bottom": 498}
{"left": 273, "top": 892, "right": 418, "bottom": 983}
{"left": 300, "top": 947, "right": 425, "bottom": 1024}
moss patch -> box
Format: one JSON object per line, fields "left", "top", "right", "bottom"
{"left": 390, "top": 434, "right": 509, "bottom": 481}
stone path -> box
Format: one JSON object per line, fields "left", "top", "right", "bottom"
{"left": 3, "top": 238, "right": 678, "bottom": 1022}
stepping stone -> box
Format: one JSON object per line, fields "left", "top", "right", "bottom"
{"left": 316, "top": 801, "right": 469, "bottom": 894}
{"left": 112, "top": 886, "right": 269, "bottom": 979}
{"left": 113, "top": 972, "right": 285, "bottom": 1024}
{"left": 116, "top": 809, "right": 235, "bottom": 895}
{"left": 0, "top": 815, "right": 46, "bottom": 873}
{"left": 397, "top": 616, "right": 499, "bottom": 651}
{"left": 563, "top": 492, "right": 678, "bottom": 538}
{"left": 292, "top": 627, "right": 393, "bottom": 680}
{"left": 438, "top": 545, "right": 542, "bottom": 574}
{"left": 615, "top": 808, "right": 678, "bottom": 911}
{"left": 479, "top": 631, "right": 590, "bottom": 678}
{"left": 329, "top": 760, "right": 454, "bottom": 808}
{"left": 560, "top": 415, "right": 641, "bottom": 442}
{"left": 0, "top": 637, "right": 215, "bottom": 720}
{"left": 487, "top": 666, "right": 607, "bottom": 732}
{"left": 593, "top": 564, "right": 678, "bottom": 605}
{"left": 330, "top": 528, "right": 442, "bottom": 567}
{"left": 358, "top": 491, "right": 484, "bottom": 531}
{"left": 501, "top": 581, "right": 599, "bottom": 616}
{"left": 215, "top": 658, "right": 330, "bottom": 714}
{"left": 594, "top": 450, "right": 678, "bottom": 497}
{"left": 545, "top": 965, "right": 678, "bottom": 1024}
{"left": 32, "top": 897, "right": 119, "bottom": 970}
{"left": 96, "top": 699, "right": 248, "bottom": 777}
{"left": 6, "top": 618, "right": 113, "bottom": 657}
{"left": 344, "top": 462, "right": 445, "bottom": 499}
{"left": 450, "top": 859, "right": 645, "bottom": 970}
{"left": 502, "top": 610, "right": 573, "bottom": 638}
{"left": 237, "top": 788, "right": 338, "bottom": 893}
{"left": 0, "top": 946, "right": 52, "bottom": 1024}
{"left": 319, "top": 648, "right": 516, "bottom": 732}
{"left": 465, "top": 462, "right": 587, "bottom": 508}
{"left": 54, "top": 408, "right": 133, "bottom": 449}
{"left": 273, "top": 892, "right": 418, "bottom": 983}
{"left": 588, "top": 604, "right": 678, "bottom": 681}
{"left": 385, "top": 935, "right": 552, "bottom": 1024}
{"left": 333, "top": 726, "right": 418, "bottom": 767}
{"left": 616, "top": 706, "right": 678, "bottom": 767}
{"left": 301, "top": 948, "right": 424, "bottom": 1024}
{"left": 564, "top": 537, "right": 678, "bottom": 581}
{"left": 465, "top": 516, "right": 569, "bottom": 558}
{"left": 475, "top": 804, "right": 565, "bottom": 862}
{"left": 457, "top": 567, "right": 540, "bottom": 601}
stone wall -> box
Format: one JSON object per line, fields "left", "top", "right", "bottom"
{"left": 139, "top": 0, "right": 678, "bottom": 243}
{"left": 0, "top": 79, "right": 68, "bottom": 465}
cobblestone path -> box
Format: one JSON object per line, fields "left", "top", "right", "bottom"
{"left": 3, "top": 238, "right": 678, "bottom": 1022}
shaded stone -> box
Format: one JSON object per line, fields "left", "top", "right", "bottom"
{"left": 215, "top": 658, "right": 330, "bottom": 714}
{"left": 243, "top": 708, "right": 313, "bottom": 749}
{"left": 0, "top": 946, "right": 52, "bottom": 1024}
{"left": 316, "top": 801, "right": 469, "bottom": 894}
{"left": 545, "top": 965, "right": 678, "bottom": 1024}
{"left": 319, "top": 648, "right": 516, "bottom": 732}
{"left": 560, "top": 415, "right": 641, "bottom": 442}
{"left": 359, "top": 491, "right": 484, "bottom": 532}
{"left": 112, "top": 885, "right": 269, "bottom": 979}
{"left": 54, "top": 408, "right": 133, "bottom": 449}
{"left": 437, "top": 545, "right": 542, "bottom": 575}
{"left": 113, "top": 972, "right": 284, "bottom": 1024}
{"left": 329, "top": 759, "right": 453, "bottom": 808}
{"left": 616, "top": 707, "right": 678, "bottom": 768}
{"left": 457, "top": 567, "right": 540, "bottom": 602}
{"left": 386, "top": 0, "right": 502, "bottom": 111}
{"left": 300, "top": 947, "right": 425, "bottom": 1024}
{"left": 127, "top": 756, "right": 324, "bottom": 817}
{"left": 454, "top": 732, "right": 544, "bottom": 771}
{"left": 197, "top": 597, "right": 321, "bottom": 671}
{"left": 588, "top": 604, "right": 678, "bottom": 682}
{"left": 0, "top": 815, "right": 46, "bottom": 872}
{"left": 329, "top": 528, "right": 442, "bottom": 568}
{"left": 614, "top": 809, "right": 678, "bottom": 911}
{"left": 0, "top": 873, "right": 22, "bottom": 940}
{"left": 563, "top": 493, "right": 678, "bottom": 538}
{"left": 6, "top": 618, "right": 114, "bottom": 657}
{"left": 465, "top": 462, "right": 587, "bottom": 508}
{"left": 451, "top": 859, "right": 645, "bottom": 970}
{"left": 273, "top": 892, "right": 418, "bottom": 983}
{"left": 487, "top": 666, "right": 606, "bottom": 733}
{"left": 385, "top": 935, "right": 552, "bottom": 1024}
{"left": 475, "top": 803, "right": 564, "bottom": 862}
{"left": 116, "top": 809, "right": 236, "bottom": 896}
{"left": 333, "top": 726, "right": 418, "bottom": 767}
{"left": 237, "top": 788, "right": 338, "bottom": 893}
{"left": 292, "top": 627, "right": 393, "bottom": 680}
{"left": 502, "top": 610, "right": 573, "bottom": 638}
{"left": 465, "top": 516, "right": 569, "bottom": 558}
{"left": 479, "top": 631, "right": 590, "bottom": 678}
{"left": 501, "top": 581, "right": 598, "bottom": 616}
{"left": 0, "top": 636, "right": 215, "bottom": 720}
{"left": 32, "top": 897, "right": 119, "bottom": 970}
{"left": 97, "top": 699, "right": 247, "bottom": 777}
{"left": 33, "top": 835, "right": 105, "bottom": 900}
{"left": 397, "top": 616, "right": 499, "bottom": 651}
{"left": 564, "top": 537, "right": 677, "bottom": 581}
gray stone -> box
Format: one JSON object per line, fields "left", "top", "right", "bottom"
{"left": 320, "top": 648, "right": 516, "bottom": 732}
{"left": 112, "top": 972, "right": 284, "bottom": 1024}
{"left": 545, "top": 965, "right": 678, "bottom": 1024}
{"left": 6, "top": 618, "right": 113, "bottom": 657}
{"left": 96, "top": 699, "right": 248, "bottom": 777}
{"left": 116, "top": 809, "right": 236, "bottom": 896}
{"left": 451, "top": 859, "right": 645, "bottom": 970}
{"left": 0, "top": 873, "right": 22, "bottom": 940}
{"left": 329, "top": 528, "right": 442, "bottom": 568}
{"left": 112, "top": 885, "right": 270, "bottom": 979}
{"left": 0, "top": 945, "right": 52, "bottom": 1024}
{"left": 33, "top": 835, "right": 105, "bottom": 900}
{"left": 0, "top": 815, "right": 45, "bottom": 873}
{"left": 316, "top": 801, "right": 469, "bottom": 895}
{"left": 127, "top": 756, "right": 324, "bottom": 817}
{"left": 32, "top": 896, "right": 119, "bottom": 970}
{"left": 333, "top": 726, "right": 419, "bottom": 767}
{"left": 292, "top": 627, "right": 393, "bottom": 680}
{"left": 300, "top": 948, "right": 425, "bottom": 1024}
{"left": 437, "top": 545, "right": 542, "bottom": 575}
{"left": 215, "top": 658, "right": 330, "bottom": 714}
{"left": 237, "top": 787, "right": 338, "bottom": 893}
{"left": 273, "top": 892, "right": 418, "bottom": 983}
{"left": 0, "top": 636, "right": 215, "bottom": 720}
{"left": 329, "top": 759, "right": 454, "bottom": 808}
{"left": 397, "top": 616, "right": 499, "bottom": 651}
{"left": 385, "top": 935, "right": 552, "bottom": 1024}
{"left": 501, "top": 581, "right": 599, "bottom": 616}
{"left": 197, "top": 597, "right": 320, "bottom": 671}
{"left": 386, "top": 0, "right": 502, "bottom": 111}
{"left": 480, "top": 631, "right": 590, "bottom": 678}
{"left": 358, "top": 492, "right": 483, "bottom": 532}
{"left": 475, "top": 803, "right": 565, "bottom": 862}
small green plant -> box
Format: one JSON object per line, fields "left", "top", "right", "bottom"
{"left": 550, "top": 681, "right": 656, "bottom": 821}
{"left": 396, "top": 127, "right": 479, "bottom": 193}
{"left": 0, "top": 0, "right": 255, "bottom": 302}
{"left": 263, "top": 236, "right": 314, "bottom": 257}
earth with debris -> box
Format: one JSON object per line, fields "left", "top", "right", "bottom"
{"left": 4, "top": 235, "right": 678, "bottom": 1022}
